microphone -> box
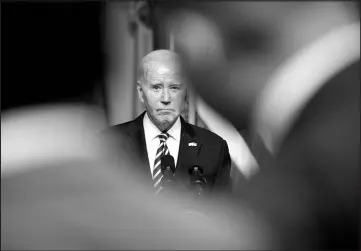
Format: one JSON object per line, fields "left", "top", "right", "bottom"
{"left": 188, "top": 166, "right": 206, "bottom": 196}
{"left": 160, "top": 155, "right": 176, "bottom": 187}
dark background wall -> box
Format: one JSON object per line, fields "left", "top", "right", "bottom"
{"left": 1, "top": 2, "right": 104, "bottom": 110}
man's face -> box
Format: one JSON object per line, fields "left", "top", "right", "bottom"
{"left": 137, "top": 61, "right": 186, "bottom": 130}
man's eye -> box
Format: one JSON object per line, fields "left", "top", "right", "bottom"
{"left": 153, "top": 85, "right": 161, "bottom": 90}
{"left": 171, "top": 87, "right": 180, "bottom": 90}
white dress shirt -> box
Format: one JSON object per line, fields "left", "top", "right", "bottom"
{"left": 143, "top": 113, "right": 181, "bottom": 174}
{"left": 252, "top": 21, "right": 360, "bottom": 155}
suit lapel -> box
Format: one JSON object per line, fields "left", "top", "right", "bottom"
{"left": 176, "top": 117, "right": 202, "bottom": 178}
{"left": 127, "top": 111, "right": 152, "bottom": 179}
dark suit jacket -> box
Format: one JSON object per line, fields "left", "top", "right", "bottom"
{"left": 239, "top": 61, "right": 360, "bottom": 249}
{"left": 0, "top": 107, "right": 253, "bottom": 250}
{"left": 102, "top": 112, "right": 232, "bottom": 196}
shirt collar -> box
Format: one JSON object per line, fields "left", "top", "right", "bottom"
{"left": 252, "top": 22, "right": 360, "bottom": 155}
{"left": 143, "top": 112, "right": 181, "bottom": 142}
{"left": 167, "top": 116, "right": 181, "bottom": 142}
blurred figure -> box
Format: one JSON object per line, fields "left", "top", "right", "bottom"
{"left": 102, "top": 49, "right": 232, "bottom": 196}
{"left": 157, "top": 1, "right": 360, "bottom": 249}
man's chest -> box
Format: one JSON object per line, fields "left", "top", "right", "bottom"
{"left": 145, "top": 138, "right": 180, "bottom": 172}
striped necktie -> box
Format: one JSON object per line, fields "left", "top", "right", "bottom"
{"left": 153, "top": 133, "right": 170, "bottom": 194}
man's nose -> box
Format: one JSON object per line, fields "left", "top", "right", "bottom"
{"left": 161, "top": 89, "right": 171, "bottom": 104}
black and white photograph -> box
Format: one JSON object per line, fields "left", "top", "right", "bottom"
{"left": 1, "top": 1, "right": 360, "bottom": 250}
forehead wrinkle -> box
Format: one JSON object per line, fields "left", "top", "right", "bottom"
{"left": 157, "top": 66, "right": 171, "bottom": 74}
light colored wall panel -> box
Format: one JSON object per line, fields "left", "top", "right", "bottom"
{"left": 105, "top": 2, "right": 136, "bottom": 125}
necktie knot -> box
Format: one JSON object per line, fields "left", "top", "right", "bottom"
{"left": 158, "top": 133, "right": 169, "bottom": 142}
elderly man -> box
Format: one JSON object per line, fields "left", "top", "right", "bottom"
{"left": 103, "top": 49, "right": 232, "bottom": 196}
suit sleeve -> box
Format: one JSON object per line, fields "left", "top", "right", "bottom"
{"left": 213, "top": 140, "right": 232, "bottom": 193}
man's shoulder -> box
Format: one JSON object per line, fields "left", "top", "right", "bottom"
{"left": 102, "top": 121, "right": 132, "bottom": 133}
{"left": 100, "top": 120, "right": 138, "bottom": 141}
{"left": 187, "top": 123, "right": 225, "bottom": 145}
{"left": 102, "top": 112, "right": 145, "bottom": 136}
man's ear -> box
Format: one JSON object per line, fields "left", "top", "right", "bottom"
{"left": 136, "top": 82, "right": 145, "bottom": 103}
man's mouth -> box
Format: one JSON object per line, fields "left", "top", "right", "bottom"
{"left": 157, "top": 109, "right": 174, "bottom": 114}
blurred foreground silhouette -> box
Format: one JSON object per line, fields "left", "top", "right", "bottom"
{"left": 156, "top": 1, "right": 360, "bottom": 249}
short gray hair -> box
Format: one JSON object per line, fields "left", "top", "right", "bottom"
{"left": 137, "top": 50, "right": 181, "bottom": 85}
